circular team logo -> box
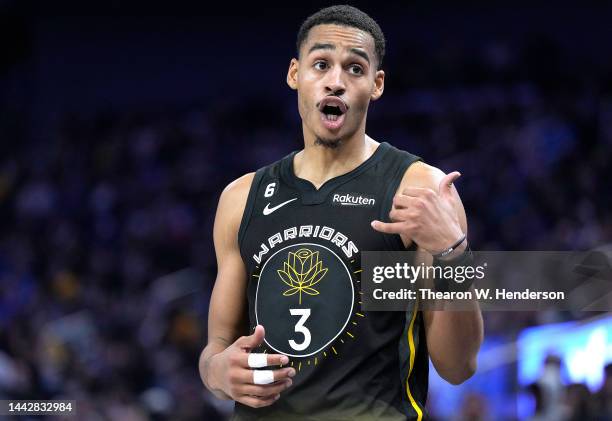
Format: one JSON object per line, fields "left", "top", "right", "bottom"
{"left": 255, "top": 243, "right": 354, "bottom": 357}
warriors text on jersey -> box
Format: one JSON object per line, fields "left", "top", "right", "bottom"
{"left": 235, "top": 142, "right": 429, "bottom": 420}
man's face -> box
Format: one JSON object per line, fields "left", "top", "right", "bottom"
{"left": 287, "top": 24, "right": 385, "bottom": 148}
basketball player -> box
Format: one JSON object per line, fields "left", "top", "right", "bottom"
{"left": 199, "top": 5, "right": 483, "bottom": 420}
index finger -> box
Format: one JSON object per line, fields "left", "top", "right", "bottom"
{"left": 370, "top": 220, "right": 405, "bottom": 235}
{"left": 242, "top": 353, "right": 290, "bottom": 368}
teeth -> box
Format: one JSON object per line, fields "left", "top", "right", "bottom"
{"left": 325, "top": 114, "right": 338, "bottom": 121}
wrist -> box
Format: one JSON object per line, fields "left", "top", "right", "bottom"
{"left": 437, "top": 237, "right": 467, "bottom": 261}
{"left": 432, "top": 233, "right": 467, "bottom": 260}
{"left": 202, "top": 352, "right": 221, "bottom": 391}
{"left": 432, "top": 242, "right": 475, "bottom": 293}
{"left": 204, "top": 353, "right": 232, "bottom": 400}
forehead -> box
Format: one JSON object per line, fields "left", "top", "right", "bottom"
{"left": 302, "top": 24, "right": 375, "bottom": 56}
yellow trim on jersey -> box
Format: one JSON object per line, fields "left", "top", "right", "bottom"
{"left": 406, "top": 303, "right": 423, "bottom": 421}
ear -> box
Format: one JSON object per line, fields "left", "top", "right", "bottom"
{"left": 287, "top": 58, "right": 299, "bottom": 90}
{"left": 370, "top": 69, "right": 385, "bottom": 101}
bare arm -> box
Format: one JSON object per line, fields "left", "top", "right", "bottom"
{"left": 198, "top": 173, "right": 295, "bottom": 406}
{"left": 414, "top": 165, "right": 483, "bottom": 384}
{"left": 373, "top": 162, "right": 484, "bottom": 385}
{"left": 199, "top": 173, "right": 253, "bottom": 398}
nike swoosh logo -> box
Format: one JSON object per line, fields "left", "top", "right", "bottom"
{"left": 263, "top": 198, "right": 298, "bottom": 216}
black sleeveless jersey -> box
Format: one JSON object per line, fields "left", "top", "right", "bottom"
{"left": 234, "top": 142, "right": 429, "bottom": 421}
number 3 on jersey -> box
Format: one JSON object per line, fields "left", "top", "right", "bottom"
{"left": 254, "top": 243, "right": 354, "bottom": 357}
{"left": 288, "top": 308, "right": 311, "bottom": 351}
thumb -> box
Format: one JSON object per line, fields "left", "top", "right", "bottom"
{"left": 238, "top": 325, "right": 266, "bottom": 349}
{"left": 439, "top": 171, "right": 461, "bottom": 197}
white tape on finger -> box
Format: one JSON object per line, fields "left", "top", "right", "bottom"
{"left": 247, "top": 353, "right": 268, "bottom": 368}
{"left": 253, "top": 369, "right": 274, "bottom": 385}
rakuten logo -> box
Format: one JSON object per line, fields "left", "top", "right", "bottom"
{"left": 332, "top": 193, "right": 376, "bottom": 207}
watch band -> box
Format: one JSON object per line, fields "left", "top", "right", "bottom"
{"left": 431, "top": 233, "right": 467, "bottom": 259}
{"left": 433, "top": 242, "right": 475, "bottom": 293}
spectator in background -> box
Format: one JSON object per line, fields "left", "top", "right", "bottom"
{"left": 454, "top": 392, "right": 489, "bottom": 421}
{"left": 564, "top": 383, "right": 597, "bottom": 421}
{"left": 526, "top": 382, "right": 547, "bottom": 421}
{"left": 594, "top": 364, "right": 612, "bottom": 421}
{"left": 536, "top": 355, "right": 566, "bottom": 420}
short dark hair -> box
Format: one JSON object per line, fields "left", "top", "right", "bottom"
{"left": 296, "top": 5, "right": 386, "bottom": 70}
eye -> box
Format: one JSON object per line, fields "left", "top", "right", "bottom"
{"left": 348, "top": 64, "right": 364, "bottom": 75}
{"left": 314, "top": 61, "right": 328, "bottom": 71}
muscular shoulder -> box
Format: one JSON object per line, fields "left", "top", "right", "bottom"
{"left": 399, "top": 160, "right": 447, "bottom": 191}
{"left": 215, "top": 172, "right": 256, "bottom": 243}
{"left": 221, "top": 172, "right": 255, "bottom": 203}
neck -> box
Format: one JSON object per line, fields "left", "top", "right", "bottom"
{"left": 294, "top": 132, "right": 379, "bottom": 189}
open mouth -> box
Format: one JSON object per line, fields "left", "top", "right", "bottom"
{"left": 321, "top": 104, "right": 343, "bottom": 121}
{"left": 318, "top": 97, "right": 348, "bottom": 130}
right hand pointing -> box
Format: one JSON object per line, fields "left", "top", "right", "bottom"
{"left": 208, "top": 325, "right": 296, "bottom": 408}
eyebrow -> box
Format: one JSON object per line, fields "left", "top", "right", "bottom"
{"left": 308, "top": 43, "right": 370, "bottom": 65}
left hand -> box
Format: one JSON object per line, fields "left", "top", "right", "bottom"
{"left": 371, "top": 171, "right": 465, "bottom": 255}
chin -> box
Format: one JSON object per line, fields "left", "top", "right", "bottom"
{"left": 315, "top": 136, "right": 343, "bottom": 149}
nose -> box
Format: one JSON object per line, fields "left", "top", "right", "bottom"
{"left": 324, "top": 65, "right": 346, "bottom": 96}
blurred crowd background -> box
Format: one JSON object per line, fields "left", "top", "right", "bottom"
{"left": 0, "top": 1, "right": 611, "bottom": 420}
